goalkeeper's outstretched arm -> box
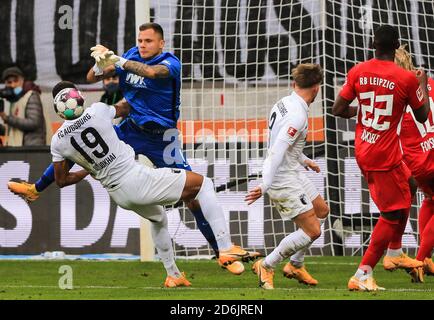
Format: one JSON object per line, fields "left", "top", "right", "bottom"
{"left": 121, "top": 60, "right": 170, "bottom": 79}
{"left": 86, "top": 65, "right": 117, "bottom": 84}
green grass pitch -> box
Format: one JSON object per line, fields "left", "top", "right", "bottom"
{"left": 0, "top": 256, "right": 433, "bottom": 300}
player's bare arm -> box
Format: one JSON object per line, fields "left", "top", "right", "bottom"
{"left": 123, "top": 61, "right": 170, "bottom": 79}
{"left": 304, "top": 159, "right": 321, "bottom": 173}
{"left": 298, "top": 153, "right": 320, "bottom": 172}
{"left": 113, "top": 98, "right": 131, "bottom": 118}
{"left": 53, "top": 160, "right": 89, "bottom": 188}
{"left": 245, "top": 187, "right": 262, "bottom": 205}
{"left": 86, "top": 64, "right": 117, "bottom": 83}
{"left": 413, "top": 69, "right": 430, "bottom": 123}
{"left": 332, "top": 96, "right": 357, "bottom": 118}
{"left": 89, "top": 44, "right": 170, "bottom": 79}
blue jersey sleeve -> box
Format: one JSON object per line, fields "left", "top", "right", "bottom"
{"left": 115, "top": 65, "right": 123, "bottom": 76}
{"left": 159, "top": 56, "right": 180, "bottom": 79}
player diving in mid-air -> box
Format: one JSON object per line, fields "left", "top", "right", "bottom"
{"left": 8, "top": 23, "right": 260, "bottom": 274}
{"left": 49, "top": 80, "right": 256, "bottom": 287}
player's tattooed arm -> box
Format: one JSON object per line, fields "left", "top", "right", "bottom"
{"left": 86, "top": 65, "right": 117, "bottom": 83}
{"left": 114, "top": 98, "right": 131, "bottom": 119}
{"left": 53, "top": 161, "right": 89, "bottom": 188}
{"left": 332, "top": 96, "right": 357, "bottom": 118}
{"left": 123, "top": 60, "right": 170, "bottom": 79}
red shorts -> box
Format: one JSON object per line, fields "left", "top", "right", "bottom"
{"left": 362, "top": 162, "right": 412, "bottom": 212}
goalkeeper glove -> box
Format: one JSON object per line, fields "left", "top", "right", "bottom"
{"left": 91, "top": 45, "right": 108, "bottom": 75}
{"left": 95, "top": 50, "right": 120, "bottom": 68}
{"left": 92, "top": 63, "right": 103, "bottom": 76}
{"left": 91, "top": 45, "right": 127, "bottom": 69}
{"left": 91, "top": 44, "right": 109, "bottom": 55}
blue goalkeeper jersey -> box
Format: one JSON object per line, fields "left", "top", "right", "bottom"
{"left": 116, "top": 47, "right": 181, "bottom": 128}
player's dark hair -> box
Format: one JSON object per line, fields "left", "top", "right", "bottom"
{"left": 52, "top": 81, "right": 77, "bottom": 98}
{"left": 374, "top": 25, "right": 400, "bottom": 53}
{"left": 292, "top": 63, "right": 323, "bottom": 88}
{"left": 139, "top": 22, "right": 164, "bottom": 39}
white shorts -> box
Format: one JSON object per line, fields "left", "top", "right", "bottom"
{"left": 107, "top": 164, "right": 186, "bottom": 220}
{"left": 267, "top": 171, "right": 319, "bottom": 221}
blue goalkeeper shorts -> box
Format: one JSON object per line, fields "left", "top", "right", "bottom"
{"left": 113, "top": 118, "right": 192, "bottom": 171}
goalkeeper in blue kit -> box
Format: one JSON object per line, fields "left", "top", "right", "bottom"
{"left": 8, "top": 23, "right": 259, "bottom": 274}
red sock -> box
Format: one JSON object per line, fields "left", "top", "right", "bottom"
{"left": 360, "top": 217, "right": 399, "bottom": 269}
{"left": 419, "top": 199, "right": 434, "bottom": 242}
{"left": 388, "top": 209, "right": 409, "bottom": 250}
{"left": 388, "top": 208, "right": 410, "bottom": 250}
{"left": 416, "top": 201, "right": 434, "bottom": 260}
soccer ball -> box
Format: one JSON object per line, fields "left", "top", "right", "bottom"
{"left": 54, "top": 88, "right": 85, "bottom": 120}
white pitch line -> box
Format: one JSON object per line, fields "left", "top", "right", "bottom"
{"left": 2, "top": 285, "right": 433, "bottom": 292}
{"left": 299, "top": 261, "right": 358, "bottom": 265}
{"left": 0, "top": 260, "right": 360, "bottom": 266}
{"left": 2, "top": 285, "right": 128, "bottom": 289}
{"left": 141, "top": 287, "right": 434, "bottom": 292}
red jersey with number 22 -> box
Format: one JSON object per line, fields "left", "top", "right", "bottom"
{"left": 339, "top": 58, "right": 425, "bottom": 172}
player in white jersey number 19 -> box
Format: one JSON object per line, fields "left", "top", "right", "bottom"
{"left": 49, "top": 81, "right": 260, "bottom": 287}
{"left": 245, "top": 64, "right": 330, "bottom": 289}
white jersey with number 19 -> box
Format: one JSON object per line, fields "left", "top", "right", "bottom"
{"left": 50, "top": 102, "right": 137, "bottom": 188}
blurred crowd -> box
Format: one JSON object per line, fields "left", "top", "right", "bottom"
{"left": 0, "top": 66, "right": 123, "bottom": 147}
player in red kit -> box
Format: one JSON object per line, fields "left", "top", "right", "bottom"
{"left": 332, "top": 25, "right": 430, "bottom": 291}
{"left": 382, "top": 45, "right": 434, "bottom": 282}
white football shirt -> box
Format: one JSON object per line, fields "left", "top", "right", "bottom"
{"left": 266, "top": 91, "right": 309, "bottom": 188}
{"left": 51, "top": 102, "right": 136, "bottom": 188}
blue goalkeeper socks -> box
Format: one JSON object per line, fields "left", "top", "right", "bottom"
{"left": 191, "top": 208, "right": 219, "bottom": 255}
{"left": 35, "top": 164, "right": 55, "bottom": 192}
{"left": 35, "top": 160, "right": 75, "bottom": 192}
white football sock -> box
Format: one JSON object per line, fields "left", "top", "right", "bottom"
{"left": 195, "top": 177, "right": 232, "bottom": 250}
{"left": 386, "top": 248, "right": 403, "bottom": 257}
{"left": 289, "top": 248, "right": 307, "bottom": 268}
{"left": 354, "top": 266, "right": 373, "bottom": 281}
{"left": 290, "top": 218, "right": 326, "bottom": 267}
{"left": 149, "top": 206, "right": 181, "bottom": 278}
{"left": 263, "top": 229, "right": 312, "bottom": 269}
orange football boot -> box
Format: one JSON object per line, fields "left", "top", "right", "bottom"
{"left": 283, "top": 262, "right": 318, "bottom": 286}
{"left": 348, "top": 275, "right": 385, "bottom": 291}
{"left": 252, "top": 259, "right": 274, "bottom": 290}
{"left": 8, "top": 181, "right": 39, "bottom": 202}
{"left": 164, "top": 272, "right": 192, "bottom": 288}
{"left": 383, "top": 253, "right": 423, "bottom": 271}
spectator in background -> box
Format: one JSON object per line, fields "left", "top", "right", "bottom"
{"left": 0, "top": 67, "right": 46, "bottom": 146}
{"left": 0, "top": 110, "right": 5, "bottom": 146}
{"left": 100, "top": 74, "right": 123, "bottom": 105}
{"left": 0, "top": 99, "right": 6, "bottom": 147}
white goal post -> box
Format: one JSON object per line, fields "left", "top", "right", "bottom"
{"left": 135, "top": 0, "right": 155, "bottom": 262}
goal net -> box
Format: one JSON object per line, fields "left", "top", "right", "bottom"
{"left": 147, "top": 0, "right": 434, "bottom": 258}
